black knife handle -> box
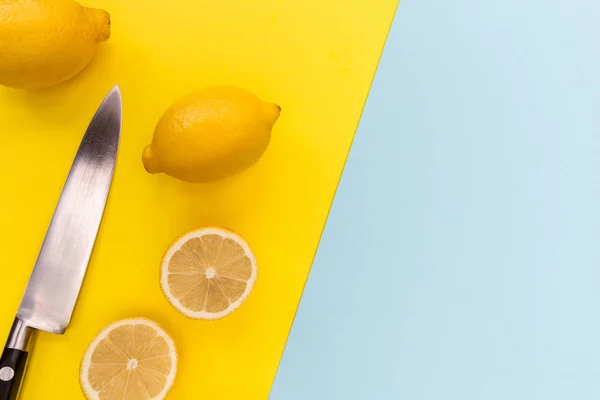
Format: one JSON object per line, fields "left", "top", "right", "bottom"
{"left": 0, "top": 319, "right": 34, "bottom": 400}
{"left": 0, "top": 348, "right": 27, "bottom": 400}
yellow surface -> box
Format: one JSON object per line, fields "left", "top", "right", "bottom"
{"left": 0, "top": 0, "right": 398, "bottom": 398}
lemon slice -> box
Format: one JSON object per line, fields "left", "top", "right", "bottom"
{"left": 161, "top": 227, "right": 258, "bottom": 319}
{"left": 80, "top": 318, "right": 177, "bottom": 400}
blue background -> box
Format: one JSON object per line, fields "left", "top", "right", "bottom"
{"left": 270, "top": 0, "right": 600, "bottom": 398}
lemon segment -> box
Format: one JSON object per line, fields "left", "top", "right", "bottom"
{"left": 80, "top": 318, "right": 177, "bottom": 400}
{"left": 160, "top": 227, "right": 258, "bottom": 319}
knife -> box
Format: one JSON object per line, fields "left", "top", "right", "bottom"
{"left": 0, "top": 86, "right": 122, "bottom": 400}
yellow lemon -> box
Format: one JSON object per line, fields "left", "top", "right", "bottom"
{"left": 142, "top": 86, "right": 281, "bottom": 182}
{"left": 0, "top": 0, "right": 110, "bottom": 90}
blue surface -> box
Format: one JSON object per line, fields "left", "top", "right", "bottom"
{"left": 270, "top": 0, "right": 600, "bottom": 399}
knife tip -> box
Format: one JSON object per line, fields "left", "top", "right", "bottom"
{"left": 108, "top": 84, "right": 122, "bottom": 101}
{"left": 102, "top": 85, "right": 122, "bottom": 119}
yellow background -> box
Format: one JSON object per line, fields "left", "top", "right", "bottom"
{"left": 0, "top": 0, "right": 397, "bottom": 398}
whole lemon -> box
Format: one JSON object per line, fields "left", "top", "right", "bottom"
{"left": 0, "top": 0, "right": 110, "bottom": 90}
{"left": 143, "top": 86, "right": 281, "bottom": 183}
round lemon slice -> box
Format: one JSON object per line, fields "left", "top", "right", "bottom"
{"left": 160, "top": 227, "right": 258, "bottom": 319}
{"left": 80, "top": 318, "right": 177, "bottom": 400}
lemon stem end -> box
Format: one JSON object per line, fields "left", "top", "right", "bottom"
{"left": 86, "top": 8, "right": 111, "bottom": 42}
{"left": 142, "top": 145, "right": 161, "bottom": 174}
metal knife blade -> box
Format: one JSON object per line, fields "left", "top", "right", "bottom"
{"left": 16, "top": 86, "right": 121, "bottom": 334}
{"left": 0, "top": 86, "right": 121, "bottom": 400}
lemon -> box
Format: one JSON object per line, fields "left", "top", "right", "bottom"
{"left": 80, "top": 318, "right": 177, "bottom": 400}
{"left": 0, "top": 0, "right": 110, "bottom": 90}
{"left": 142, "top": 86, "right": 281, "bottom": 182}
{"left": 160, "top": 227, "right": 258, "bottom": 319}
